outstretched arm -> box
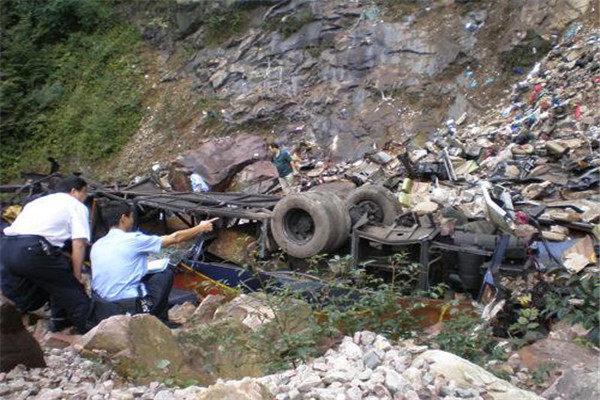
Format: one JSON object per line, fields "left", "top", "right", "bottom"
{"left": 160, "top": 218, "right": 217, "bottom": 248}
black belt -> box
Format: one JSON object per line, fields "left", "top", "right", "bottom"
{"left": 2, "top": 234, "right": 46, "bottom": 241}
{"left": 2, "top": 234, "right": 63, "bottom": 256}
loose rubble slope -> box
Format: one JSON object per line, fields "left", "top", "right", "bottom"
{"left": 0, "top": 332, "right": 543, "bottom": 400}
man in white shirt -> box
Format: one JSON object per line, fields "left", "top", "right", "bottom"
{"left": 0, "top": 176, "right": 92, "bottom": 334}
{"left": 90, "top": 200, "right": 215, "bottom": 327}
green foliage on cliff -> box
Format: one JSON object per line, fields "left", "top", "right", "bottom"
{"left": 0, "top": 0, "right": 143, "bottom": 181}
{"left": 204, "top": 7, "right": 248, "bottom": 45}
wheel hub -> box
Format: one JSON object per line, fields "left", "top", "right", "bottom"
{"left": 356, "top": 200, "right": 384, "bottom": 223}
{"left": 284, "top": 209, "right": 315, "bottom": 244}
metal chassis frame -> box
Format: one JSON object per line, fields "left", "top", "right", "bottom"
{"left": 350, "top": 224, "right": 440, "bottom": 290}
{"left": 91, "top": 188, "right": 282, "bottom": 258}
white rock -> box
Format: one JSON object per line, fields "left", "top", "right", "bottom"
{"left": 111, "top": 390, "right": 135, "bottom": 400}
{"left": 369, "top": 371, "right": 385, "bottom": 385}
{"left": 360, "top": 331, "right": 377, "bottom": 346}
{"left": 313, "top": 362, "right": 328, "bottom": 372}
{"left": 296, "top": 364, "right": 311, "bottom": 375}
{"left": 328, "top": 355, "right": 351, "bottom": 371}
{"left": 173, "top": 386, "right": 206, "bottom": 399}
{"left": 329, "top": 381, "right": 344, "bottom": 389}
{"left": 154, "top": 389, "right": 175, "bottom": 400}
{"left": 339, "top": 340, "right": 364, "bottom": 360}
{"left": 405, "top": 390, "right": 420, "bottom": 400}
{"left": 373, "top": 335, "right": 392, "bottom": 351}
{"left": 363, "top": 348, "right": 384, "bottom": 369}
{"left": 407, "top": 345, "right": 428, "bottom": 354}
{"left": 383, "top": 368, "right": 408, "bottom": 393}
{"left": 307, "top": 387, "right": 346, "bottom": 400}
{"left": 288, "top": 388, "right": 300, "bottom": 399}
{"left": 35, "top": 388, "right": 64, "bottom": 400}
{"left": 507, "top": 353, "right": 521, "bottom": 369}
{"left": 414, "top": 350, "right": 543, "bottom": 400}
{"left": 296, "top": 374, "right": 322, "bottom": 392}
{"left": 403, "top": 367, "right": 422, "bottom": 383}
{"left": 372, "top": 382, "right": 391, "bottom": 398}
{"left": 8, "top": 378, "right": 26, "bottom": 391}
{"left": 357, "top": 368, "right": 373, "bottom": 381}
{"left": 323, "top": 370, "right": 353, "bottom": 385}
{"left": 346, "top": 386, "right": 363, "bottom": 400}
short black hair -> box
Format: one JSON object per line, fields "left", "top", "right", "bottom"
{"left": 101, "top": 200, "right": 133, "bottom": 228}
{"left": 268, "top": 142, "right": 280, "bottom": 149}
{"left": 55, "top": 175, "right": 87, "bottom": 193}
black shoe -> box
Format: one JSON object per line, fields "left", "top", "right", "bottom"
{"left": 48, "top": 318, "right": 73, "bottom": 333}
{"left": 162, "top": 320, "right": 182, "bottom": 329}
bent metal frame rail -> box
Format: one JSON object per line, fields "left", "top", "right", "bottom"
{"left": 91, "top": 187, "right": 282, "bottom": 257}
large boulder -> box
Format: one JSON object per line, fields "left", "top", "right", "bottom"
{"left": 413, "top": 350, "right": 543, "bottom": 400}
{"left": 77, "top": 314, "right": 208, "bottom": 385}
{"left": 176, "top": 293, "right": 314, "bottom": 383}
{"left": 518, "top": 338, "right": 599, "bottom": 399}
{"left": 206, "top": 226, "right": 259, "bottom": 265}
{"left": 169, "top": 134, "right": 268, "bottom": 191}
{"left": 226, "top": 160, "right": 278, "bottom": 193}
{"left": 214, "top": 293, "right": 276, "bottom": 332}
{"left": 0, "top": 295, "right": 46, "bottom": 372}
{"left": 213, "top": 292, "right": 312, "bottom": 333}
{"left": 191, "top": 294, "right": 228, "bottom": 324}
{"left": 542, "top": 358, "right": 600, "bottom": 400}
{"left": 175, "top": 318, "right": 266, "bottom": 382}
{"left": 517, "top": 338, "right": 598, "bottom": 370}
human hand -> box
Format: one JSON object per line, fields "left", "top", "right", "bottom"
{"left": 199, "top": 217, "right": 219, "bottom": 232}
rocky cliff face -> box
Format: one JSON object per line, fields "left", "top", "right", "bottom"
{"left": 104, "top": 0, "right": 592, "bottom": 179}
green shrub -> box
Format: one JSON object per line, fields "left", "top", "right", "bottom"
{"left": 427, "top": 305, "right": 495, "bottom": 365}
{"left": 0, "top": 0, "right": 143, "bottom": 180}
{"left": 264, "top": 9, "right": 314, "bottom": 38}
{"left": 545, "top": 267, "right": 600, "bottom": 345}
{"left": 204, "top": 7, "right": 248, "bottom": 45}
{"left": 499, "top": 30, "right": 552, "bottom": 72}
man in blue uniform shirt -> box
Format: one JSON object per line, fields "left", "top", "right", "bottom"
{"left": 90, "top": 201, "right": 215, "bottom": 327}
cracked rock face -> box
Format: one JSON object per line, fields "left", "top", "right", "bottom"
{"left": 136, "top": 0, "right": 590, "bottom": 163}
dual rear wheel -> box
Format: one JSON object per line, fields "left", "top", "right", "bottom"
{"left": 270, "top": 185, "right": 400, "bottom": 258}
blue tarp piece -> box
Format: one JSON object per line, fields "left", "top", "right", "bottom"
{"left": 534, "top": 239, "right": 578, "bottom": 268}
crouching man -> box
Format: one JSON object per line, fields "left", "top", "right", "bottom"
{"left": 90, "top": 201, "right": 215, "bottom": 328}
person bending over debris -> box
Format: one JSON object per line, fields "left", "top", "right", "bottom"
{"left": 0, "top": 176, "right": 92, "bottom": 334}
{"left": 269, "top": 142, "right": 300, "bottom": 194}
{"left": 90, "top": 201, "right": 215, "bottom": 328}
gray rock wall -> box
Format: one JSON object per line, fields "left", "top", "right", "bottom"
{"left": 122, "top": 0, "right": 590, "bottom": 164}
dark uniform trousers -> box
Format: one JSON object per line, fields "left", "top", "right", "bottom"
{"left": 0, "top": 235, "right": 91, "bottom": 334}
{"left": 142, "top": 269, "right": 174, "bottom": 321}
{"left": 91, "top": 269, "right": 173, "bottom": 324}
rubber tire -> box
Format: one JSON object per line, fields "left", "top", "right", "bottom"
{"left": 345, "top": 184, "right": 401, "bottom": 226}
{"left": 271, "top": 193, "right": 336, "bottom": 259}
{"left": 305, "top": 192, "right": 351, "bottom": 251}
